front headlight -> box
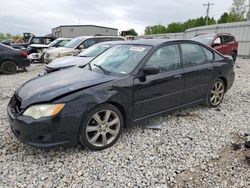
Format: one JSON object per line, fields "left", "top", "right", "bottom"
{"left": 23, "top": 104, "right": 65, "bottom": 119}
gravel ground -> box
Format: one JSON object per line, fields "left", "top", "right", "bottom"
{"left": 0, "top": 59, "right": 249, "bottom": 187}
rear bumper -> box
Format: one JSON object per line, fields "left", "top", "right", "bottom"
{"left": 17, "top": 59, "right": 30, "bottom": 68}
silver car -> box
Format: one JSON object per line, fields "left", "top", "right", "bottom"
{"left": 43, "top": 36, "right": 125, "bottom": 64}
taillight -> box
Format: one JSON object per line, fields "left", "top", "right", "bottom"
{"left": 21, "top": 51, "right": 28, "bottom": 58}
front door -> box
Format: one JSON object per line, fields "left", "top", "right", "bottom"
{"left": 133, "top": 44, "right": 184, "bottom": 120}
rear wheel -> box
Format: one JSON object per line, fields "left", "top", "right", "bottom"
{"left": 79, "top": 104, "right": 123, "bottom": 151}
{"left": 205, "top": 79, "right": 225, "bottom": 107}
{"left": 1, "top": 61, "right": 17, "bottom": 74}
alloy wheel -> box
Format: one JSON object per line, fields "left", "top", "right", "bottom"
{"left": 85, "top": 109, "right": 121, "bottom": 147}
{"left": 210, "top": 81, "right": 225, "bottom": 106}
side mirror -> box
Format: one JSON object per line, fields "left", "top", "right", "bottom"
{"left": 143, "top": 66, "right": 160, "bottom": 76}
{"left": 78, "top": 45, "right": 85, "bottom": 50}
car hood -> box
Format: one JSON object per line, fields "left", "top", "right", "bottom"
{"left": 47, "top": 47, "right": 77, "bottom": 54}
{"left": 47, "top": 56, "right": 93, "bottom": 69}
{"left": 16, "top": 67, "right": 117, "bottom": 109}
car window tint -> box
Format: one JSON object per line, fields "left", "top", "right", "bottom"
{"left": 222, "top": 35, "right": 234, "bottom": 43}
{"left": 146, "top": 44, "right": 181, "bottom": 71}
{"left": 201, "top": 46, "right": 214, "bottom": 61}
{"left": 181, "top": 43, "right": 206, "bottom": 67}
{"left": 82, "top": 39, "right": 96, "bottom": 48}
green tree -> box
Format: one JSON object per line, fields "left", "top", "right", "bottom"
{"left": 231, "top": 0, "right": 247, "bottom": 21}
{"left": 166, "top": 22, "right": 185, "bottom": 33}
{"left": 218, "top": 12, "right": 238, "bottom": 23}
{"left": 144, "top": 24, "right": 167, "bottom": 35}
{"left": 127, "top": 29, "right": 138, "bottom": 36}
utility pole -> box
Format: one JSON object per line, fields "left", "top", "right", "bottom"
{"left": 203, "top": 2, "right": 214, "bottom": 26}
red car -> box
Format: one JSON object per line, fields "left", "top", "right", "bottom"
{"left": 191, "top": 33, "right": 238, "bottom": 62}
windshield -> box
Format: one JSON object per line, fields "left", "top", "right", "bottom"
{"left": 90, "top": 44, "right": 152, "bottom": 75}
{"left": 64, "top": 37, "right": 84, "bottom": 48}
{"left": 48, "top": 39, "right": 60, "bottom": 47}
{"left": 191, "top": 34, "right": 215, "bottom": 45}
{"left": 78, "top": 43, "right": 112, "bottom": 57}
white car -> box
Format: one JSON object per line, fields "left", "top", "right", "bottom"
{"left": 28, "top": 38, "right": 71, "bottom": 63}
{"left": 43, "top": 36, "right": 125, "bottom": 64}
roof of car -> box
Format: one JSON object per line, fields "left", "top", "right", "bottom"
{"left": 116, "top": 39, "right": 179, "bottom": 46}
{"left": 195, "top": 33, "right": 233, "bottom": 37}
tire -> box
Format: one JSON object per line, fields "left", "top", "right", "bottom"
{"left": 1, "top": 61, "right": 17, "bottom": 74}
{"left": 79, "top": 104, "right": 124, "bottom": 151}
{"left": 232, "top": 51, "right": 237, "bottom": 62}
{"left": 205, "top": 79, "right": 225, "bottom": 108}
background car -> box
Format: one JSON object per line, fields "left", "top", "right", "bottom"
{"left": 28, "top": 38, "right": 72, "bottom": 63}
{"left": 43, "top": 36, "right": 125, "bottom": 64}
{"left": 8, "top": 39, "right": 235, "bottom": 150}
{"left": 11, "top": 36, "right": 57, "bottom": 49}
{"left": 45, "top": 41, "right": 123, "bottom": 73}
{"left": 191, "top": 33, "right": 238, "bottom": 62}
{"left": 0, "top": 44, "right": 30, "bottom": 74}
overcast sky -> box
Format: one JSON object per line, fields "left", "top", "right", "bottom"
{"left": 0, "top": 0, "right": 233, "bottom": 35}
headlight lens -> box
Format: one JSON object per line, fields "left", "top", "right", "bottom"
{"left": 23, "top": 104, "right": 65, "bottom": 119}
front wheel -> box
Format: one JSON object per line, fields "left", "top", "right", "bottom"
{"left": 205, "top": 79, "right": 225, "bottom": 107}
{"left": 79, "top": 104, "right": 123, "bottom": 151}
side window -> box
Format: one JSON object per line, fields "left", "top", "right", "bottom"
{"left": 201, "top": 46, "right": 214, "bottom": 61}
{"left": 31, "top": 38, "right": 42, "bottom": 44}
{"left": 214, "top": 37, "right": 222, "bottom": 45}
{"left": 146, "top": 44, "right": 181, "bottom": 72}
{"left": 181, "top": 43, "right": 206, "bottom": 67}
{"left": 222, "top": 35, "right": 234, "bottom": 44}
{"left": 82, "top": 39, "right": 96, "bottom": 48}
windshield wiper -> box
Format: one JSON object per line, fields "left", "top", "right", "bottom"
{"left": 94, "top": 64, "right": 109, "bottom": 75}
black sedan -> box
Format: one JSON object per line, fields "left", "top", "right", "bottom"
{"left": 0, "top": 44, "right": 30, "bottom": 74}
{"left": 7, "top": 39, "right": 235, "bottom": 150}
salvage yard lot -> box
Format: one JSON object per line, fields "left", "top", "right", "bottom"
{"left": 0, "top": 59, "right": 250, "bottom": 187}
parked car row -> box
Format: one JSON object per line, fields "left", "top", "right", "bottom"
{"left": 28, "top": 38, "right": 72, "bottom": 63}
{"left": 43, "top": 36, "right": 125, "bottom": 64}
{"left": 45, "top": 41, "right": 122, "bottom": 73}
{"left": 7, "top": 39, "right": 235, "bottom": 151}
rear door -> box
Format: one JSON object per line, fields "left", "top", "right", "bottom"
{"left": 181, "top": 43, "right": 216, "bottom": 104}
{"left": 133, "top": 44, "right": 184, "bottom": 119}
{"left": 221, "top": 35, "right": 235, "bottom": 56}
